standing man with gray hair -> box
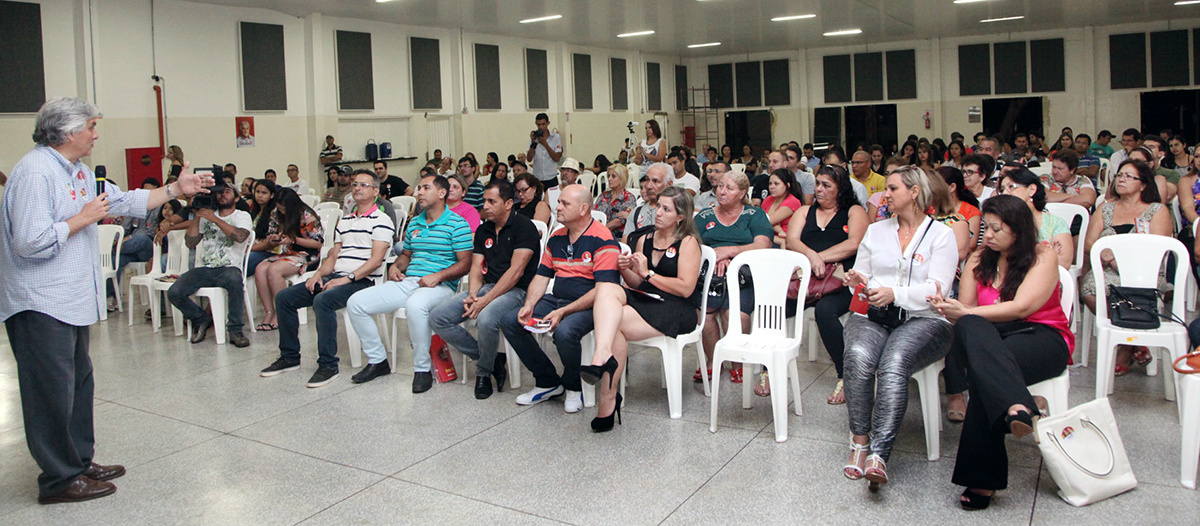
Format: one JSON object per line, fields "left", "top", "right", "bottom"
{"left": 0, "top": 97, "right": 214, "bottom": 504}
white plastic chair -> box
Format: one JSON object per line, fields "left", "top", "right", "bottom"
{"left": 709, "top": 249, "right": 809, "bottom": 442}
{"left": 300, "top": 194, "right": 320, "bottom": 208}
{"left": 1027, "top": 266, "right": 1077, "bottom": 417}
{"left": 97, "top": 225, "right": 125, "bottom": 320}
{"left": 910, "top": 357, "right": 945, "bottom": 461}
{"left": 177, "top": 232, "right": 258, "bottom": 344}
{"left": 1028, "top": 164, "right": 1052, "bottom": 178}
{"left": 627, "top": 245, "right": 717, "bottom": 418}
{"left": 291, "top": 208, "right": 342, "bottom": 325}
{"left": 1179, "top": 367, "right": 1200, "bottom": 489}
{"left": 578, "top": 172, "right": 597, "bottom": 195}
{"left": 590, "top": 209, "right": 608, "bottom": 225}
{"left": 531, "top": 220, "right": 550, "bottom": 249}
{"left": 391, "top": 195, "right": 416, "bottom": 218}
{"left": 315, "top": 202, "right": 342, "bottom": 212}
{"left": 127, "top": 232, "right": 168, "bottom": 325}
{"left": 1090, "top": 234, "right": 1190, "bottom": 402}
{"left": 147, "top": 231, "right": 190, "bottom": 332}
{"left": 1045, "top": 202, "right": 1090, "bottom": 354}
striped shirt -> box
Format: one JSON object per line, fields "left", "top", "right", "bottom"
{"left": 333, "top": 205, "right": 394, "bottom": 279}
{"left": 402, "top": 208, "right": 473, "bottom": 289}
{"left": 0, "top": 145, "right": 151, "bottom": 325}
{"left": 464, "top": 180, "right": 485, "bottom": 211}
{"left": 539, "top": 219, "right": 620, "bottom": 302}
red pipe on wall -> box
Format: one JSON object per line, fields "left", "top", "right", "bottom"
{"left": 153, "top": 84, "right": 165, "bottom": 154}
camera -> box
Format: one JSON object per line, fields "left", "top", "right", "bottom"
{"left": 533, "top": 129, "right": 545, "bottom": 139}
{"left": 627, "top": 121, "right": 639, "bottom": 133}
{"left": 189, "top": 165, "right": 227, "bottom": 210}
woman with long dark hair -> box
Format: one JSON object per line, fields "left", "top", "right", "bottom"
{"left": 634, "top": 119, "right": 666, "bottom": 171}
{"left": 944, "top": 140, "right": 967, "bottom": 169}
{"left": 762, "top": 168, "right": 804, "bottom": 246}
{"left": 483, "top": 152, "right": 498, "bottom": 177}
{"left": 900, "top": 140, "right": 919, "bottom": 166}
{"left": 929, "top": 195, "right": 1072, "bottom": 510}
{"left": 513, "top": 172, "right": 551, "bottom": 224}
{"left": 785, "top": 164, "right": 868, "bottom": 404}
{"left": 253, "top": 187, "right": 324, "bottom": 330}
{"left": 246, "top": 179, "right": 279, "bottom": 276}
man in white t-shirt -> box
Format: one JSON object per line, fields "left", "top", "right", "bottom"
{"left": 666, "top": 150, "right": 700, "bottom": 196}
{"left": 280, "top": 164, "right": 309, "bottom": 195}
{"left": 526, "top": 112, "right": 563, "bottom": 194}
{"left": 166, "top": 182, "right": 253, "bottom": 347}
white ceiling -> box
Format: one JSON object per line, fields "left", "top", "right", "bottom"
{"left": 186, "top": 0, "right": 1192, "bottom": 56}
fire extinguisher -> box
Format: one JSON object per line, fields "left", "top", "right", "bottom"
{"left": 923, "top": 111, "right": 931, "bottom": 130}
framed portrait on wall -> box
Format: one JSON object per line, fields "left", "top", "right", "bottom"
{"left": 236, "top": 116, "right": 256, "bottom": 148}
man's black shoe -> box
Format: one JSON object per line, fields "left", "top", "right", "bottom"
{"left": 228, "top": 331, "right": 250, "bottom": 348}
{"left": 493, "top": 354, "right": 508, "bottom": 393}
{"left": 474, "top": 375, "right": 493, "bottom": 399}
{"left": 351, "top": 360, "right": 392, "bottom": 384}
{"left": 189, "top": 317, "right": 212, "bottom": 344}
{"left": 412, "top": 371, "right": 434, "bottom": 393}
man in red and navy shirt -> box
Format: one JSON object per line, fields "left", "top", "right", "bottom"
{"left": 500, "top": 185, "right": 619, "bottom": 413}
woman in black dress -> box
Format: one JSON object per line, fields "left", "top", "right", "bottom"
{"left": 582, "top": 186, "right": 704, "bottom": 432}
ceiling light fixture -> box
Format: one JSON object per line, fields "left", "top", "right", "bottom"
{"left": 618, "top": 30, "right": 656, "bottom": 38}
{"left": 519, "top": 15, "right": 562, "bottom": 24}
{"left": 687, "top": 42, "right": 721, "bottom": 48}
{"left": 771, "top": 14, "right": 816, "bottom": 22}
{"left": 953, "top": 0, "right": 993, "bottom": 4}
{"left": 980, "top": 15, "right": 1025, "bottom": 23}
{"left": 823, "top": 29, "right": 862, "bottom": 37}
{"left": 1176, "top": 0, "right": 1200, "bottom": 5}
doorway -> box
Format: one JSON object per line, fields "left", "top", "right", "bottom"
{"left": 843, "top": 104, "right": 897, "bottom": 153}
{"left": 1141, "top": 90, "right": 1200, "bottom": 145}
{"left": 724, "top": 110, "right": 773, "bottom": 160}
{"left": 982, "top": 97, "right": 1044, "bottom": 143}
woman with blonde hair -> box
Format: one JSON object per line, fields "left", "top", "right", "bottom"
{"left": 594, "top": 164, "right": 637, "bottom": 237}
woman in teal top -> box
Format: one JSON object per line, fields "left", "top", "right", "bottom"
{"left": 996, "top": 167, "right": 1073, "bottom": 269}
{"left": 693, "top": 170, "right": 773, "bottom": 383}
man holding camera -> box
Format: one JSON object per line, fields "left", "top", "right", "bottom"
{"left": 260, "top": 170, "right": 394, "bottom": 387}
{"left": 166, "top": 181, "right": 254, "bottom": 348}
{"left": 526, "top": 113, "right": 563, "bottom": 208}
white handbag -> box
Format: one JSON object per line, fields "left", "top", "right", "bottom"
{"left": 1037, "top": 397, "right": 1137, "bottom": 506}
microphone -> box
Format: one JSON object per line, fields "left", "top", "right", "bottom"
{"left": 95, "top": 165, "right": 106, "bottom": 197}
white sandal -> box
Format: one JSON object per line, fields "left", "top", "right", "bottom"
{"left": 844, "top": 442, "right": 869, "bottom": 480}
{"left": 864, "top": 454, "right": 888, "bottom": 486}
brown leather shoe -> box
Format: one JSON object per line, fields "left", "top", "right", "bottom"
{"left": 38, "top": 476, "right": 116, "bottom": 504}
{"left": 83, "top": 462, "right": 126, "bottom": 482}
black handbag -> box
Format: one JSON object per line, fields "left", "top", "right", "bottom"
{"left": 867, "top": 303, "right": 907, "bottom": 329}
{"left": 1105, "top": 285, "right": 1185, "bottom": 330}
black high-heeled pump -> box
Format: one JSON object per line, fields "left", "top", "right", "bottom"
{"left": 581, "top": 356, "right": 619, "bottom": 388}
{"left": 591, "top": 393, "right": 623, "bottom": 432}
{"left": 1006, "top": 409, "right": 1036, "bottom": 439}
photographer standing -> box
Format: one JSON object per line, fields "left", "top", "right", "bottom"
{"left": 526, "top": 113, "right": 563, "bottom": 209}
{"left": 166, "top": 181, "right": 254, "bottom": 348}
{"left": 1, "top": 97, "right": 214, "bottom": 504}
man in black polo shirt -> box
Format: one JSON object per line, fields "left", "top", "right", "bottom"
{"left": 430, "top": 178, "right": 540, "bottom": 399}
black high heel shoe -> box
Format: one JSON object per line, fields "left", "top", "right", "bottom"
{"left": 1006, "top": 410, "right": 1036, "bottom": 439}
{"left": 581, "top": 356, "right": 619, "bottom": 388}
{"left": 591, "top": 393, "right": 623, "bottom": 432}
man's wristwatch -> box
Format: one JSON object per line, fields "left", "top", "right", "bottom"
{"left": 645, "top": 270, "right": 655, "bottom": 281}
{"left": 346, "top": 273, "right": 357, "bottom": 283}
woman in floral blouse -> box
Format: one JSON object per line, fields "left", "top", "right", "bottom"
{"left": 253, "top": 187, "right": 324, "bottom": 330}
{"left": 594, "top": 164, "right": 637, "bottom": 237}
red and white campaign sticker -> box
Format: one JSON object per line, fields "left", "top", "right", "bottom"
{"left": 485, "top": 238, "right": 493, "bottom": 249}
{"left": 706, "top": 222, "right": 715, "bottom": 230}
{"left": 582, "top": 251, "right": 592, "bottom": 263}
{"left": 666, "top": 247, "right": 677, "bottom": 258}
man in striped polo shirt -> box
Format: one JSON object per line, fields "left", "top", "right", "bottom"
{"left": 499, "top": 185, "right": 621, "bottom": 413}
{"left": 261, "top": 170, "right": 394, "bottom": 388}
{"left": 346, "top": 174, "right": 472, "bottom": 393}
{"left": 458, "top": 156, "right": 485, "bottom": 211}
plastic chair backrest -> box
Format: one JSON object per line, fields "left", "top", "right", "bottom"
{"left": 578, "top": 172, "right": 597, "bottom": 194}
{"left": 591, "top": 210, "right": 608, "bottom": 224}
{"left": 1057, "top": 265, "right": 1075, "bottom": 323}
{"left": 726, "top": 249, "right": 811, "bottom": 339}
{"left": 163, "top": 230, "right": 188, "bottom": 274}
{"left": 1089, "top": 233, "right": 1189, "bottom": 325}
{"left": 627, "top": 187, "right": 641, "bottom": 200}
{"left": 97, "top": 224, "right": 123, "bottom": 271}
{"left": 695, "top": 245, "right": 717, "bottom": 329}
{"left": 1044, "top": 202, "right": 1089, "bottom": 266}
{"left": 531, "top": 220, "right": 550, "bottom": 248}
{"left": 626, "top": 164, "right": 640, "bottom": 182}
{"left": 317, "top": 208, "right": 342, "bottom": 259}
{"left": 300, "top": 194, "right": 320, "bottom": 208}
{"left": 237, "top": 231, "right": 256, "bottom": 276}
{"left": 391, "top": 196, "right": 416, "bottom": 217}
{"left": 315, "top": 202, "right": 342, "bottom": 212}
{"left": 1028, "top": 164, "right": 1052, "bottom": 177}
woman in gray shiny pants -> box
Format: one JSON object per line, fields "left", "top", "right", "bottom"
{"left": 840, "top": 166, "right": 961, "bottom": 489}
{"left": 842, "top": 314, "right": 952, "bottom": 484}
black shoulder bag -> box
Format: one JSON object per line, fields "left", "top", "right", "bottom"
{"left": 1106, "top": 285, "right": 1185, "bottom": 330}
{"left": 867, "top": 219, "right": 934, "bottom": 330}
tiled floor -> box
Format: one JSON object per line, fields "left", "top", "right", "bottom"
{"left": 0, "top": 309, "right": 1196, "bottom": 525}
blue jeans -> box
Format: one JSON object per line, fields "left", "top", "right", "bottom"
{"left": 167, "top": 266, "right": 246, "bottom": 333}
{"left": 107, "top": 234, "right": 154, "bottom": 296}
{"left": 346, "top": 277, "right": 455, "bottom": 370}
{"left": 276, "top": 277, "right": 372, "bottom": 370}
{"left": 498, "top": 294, "right": 595, "bottom": 392}
{"left": 430, "top": 284, "right": 526, "bottom": 376}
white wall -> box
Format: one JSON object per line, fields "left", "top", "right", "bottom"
{"left": 0, "top": 0, "right": 683, "bottom": 190}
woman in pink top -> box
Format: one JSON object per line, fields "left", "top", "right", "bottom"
{"left": 928, "top": 195, "right": 1072, "bottom": 511}
{"left": 446, "top": 174, "right": 481, "bottom": 232}
{"left": 761, "top": 168, "right": 803, "bottom": 246}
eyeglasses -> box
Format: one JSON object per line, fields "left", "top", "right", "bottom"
{"left": 849, "top": 160, "right": 867, "bottom": 165}
{"left": 1002, "top": 183, "right": 1026, "bottom": 192}
{"left": 1115, "top": 172, "right": 1140, "bottom": 181}
{"left": 351, "top": 182, "right": 378, "bottom": 188}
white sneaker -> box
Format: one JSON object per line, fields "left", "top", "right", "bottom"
{"left": 515, "top": 385, "right": 564, "bottom": 406}
{"left": 563, "top": 390, "right": 583, "bottom": 413}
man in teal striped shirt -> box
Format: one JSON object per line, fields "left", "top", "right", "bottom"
{"left": 346, "top": 174, "right": 472, "bottom": 393}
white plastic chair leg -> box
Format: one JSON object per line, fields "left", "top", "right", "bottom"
{"left": 696, "top": 342, "right": 711, "bottom": 397}
{"left": 344, "top": 311, "right": 363, "bottom": 369}
{"left": 173, "top": 306, "right": 185, "bottom": 336}
{"left": 805, "top": 310, "right": 819, "bottom": 362}
{"left": 1180, "top": 377, "right": 1199, "bottom": 489}
{"left": 504, "top": 339, "right": 522, "bottom": 389}
{"left": 1095, "top": 332, "right": 1115, "bottom": 399}
{"left": 1028, "top": 371, "right": 1070, "bottom": 416}
{"left": 1079, "top": 307, "right": 1093, "bottom": 368}
{"left": 768, "top": 360, "right": 791, "bottom": 443}
{"left": 210, "top": 295, "right": 227, "bottom": 344}
{"left": 660, "top": 341, "right": 684, "bottom": 419}
{"left": 913, "top": 361, "right": 943, "bottom": 461}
